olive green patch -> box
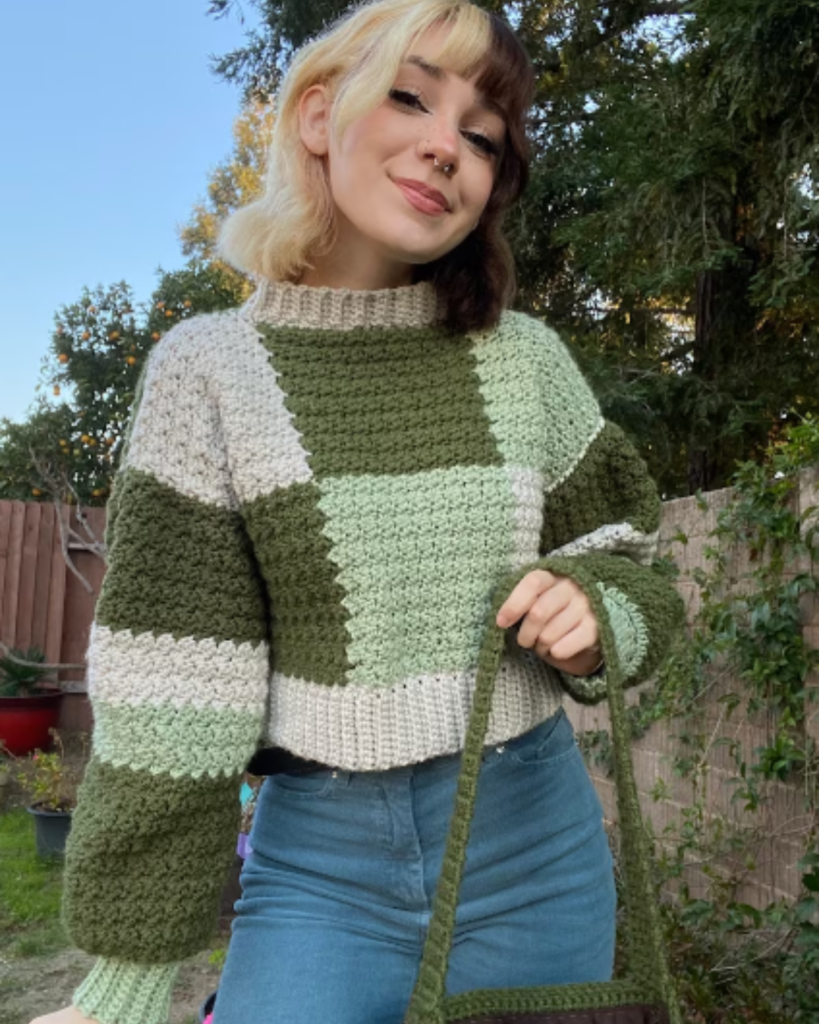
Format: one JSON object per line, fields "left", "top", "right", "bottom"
{"left": 63, "top": 756, "right": 240, "bottom": 963}
{"left": 97, "top": 469, "right": 268, "bottom": 646}
{"left": 256, "top": 324, "right": 502, "bottom": 477}
{"left": 243, "top": 482, "right": 352, "bottom": 684}
{"left": 540, "top": 421, "right": 661, "bottom": 553}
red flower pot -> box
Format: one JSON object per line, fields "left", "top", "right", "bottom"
{"left": 0, "top": 693, "right": 62, "bottom": 756}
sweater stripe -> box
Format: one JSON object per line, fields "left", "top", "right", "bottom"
{"left": 97, "top": 469, "right": 269, "bottom": 647}
{"left": 88, "top": 625, "right": 268, "bottom": 711}
{"left": 268, "top": 655, "right": 564, "bottom": 771}
{"left": 64, "top": 759, "right": 240, "bottom": 963}
{"left": 92, "top": 701, "right": 264, "bottom": 779}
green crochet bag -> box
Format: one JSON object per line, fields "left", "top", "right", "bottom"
{"left": 403, "top": 561, "right": 681, "bottom": 1024}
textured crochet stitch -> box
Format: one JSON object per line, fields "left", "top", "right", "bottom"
{"left": 63, "top": 279, "right": 683, "bottom": 1024}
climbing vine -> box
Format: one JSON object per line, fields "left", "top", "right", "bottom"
{"left": 583, "top": 417, "right": 819, "bottom": 1022}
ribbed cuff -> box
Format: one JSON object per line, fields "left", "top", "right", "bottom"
{"left": 73, "top": 957, "right": 180, "bottom": 1024}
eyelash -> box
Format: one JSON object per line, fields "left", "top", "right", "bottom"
{"left": 388, "top": 88, "right": 500, "bottom": 158}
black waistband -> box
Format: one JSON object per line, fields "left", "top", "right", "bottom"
{"left": 246, "top": 746, "right": 331, "bottom": 776}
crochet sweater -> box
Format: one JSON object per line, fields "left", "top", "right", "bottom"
{"left": 63, "top": 279, "right": 683, "bottom": 1024}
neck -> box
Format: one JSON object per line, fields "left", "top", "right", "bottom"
{"left": 298, "top": 217, "right": 415, "bottom": 291}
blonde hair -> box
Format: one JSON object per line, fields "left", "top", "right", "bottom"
{"left": 218, "top": 0, "right": 492, "bottom": 283}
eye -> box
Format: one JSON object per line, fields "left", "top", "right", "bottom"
{"left": 388, "top": 88, "right": 428, "bottom": 112}
{"left": 462, "top": 131, "right": 500, "bottom": 158}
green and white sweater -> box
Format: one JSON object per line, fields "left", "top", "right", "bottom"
{"left": 64, "top": 279, "right": 683, "bottom": 1024}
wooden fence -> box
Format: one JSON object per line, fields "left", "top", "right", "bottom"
{"left": 0, "top": 500, "right": 106, "bottom": 731}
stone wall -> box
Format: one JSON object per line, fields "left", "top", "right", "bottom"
{"left": 566, "top": 470, "right": 819, "bottom": 906}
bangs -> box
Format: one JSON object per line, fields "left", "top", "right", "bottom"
{"left": 411, "top": 3, "right": 490, "bottom": 79}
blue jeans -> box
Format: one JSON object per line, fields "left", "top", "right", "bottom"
{"left": 212, "top": 709, "right": 615, "bottom": 1024}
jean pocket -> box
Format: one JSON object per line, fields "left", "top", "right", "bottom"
{"left": 267, "top": 767, "right": 339, "bottom": 798}
{"left": 492, "top": 709, "right": 577, "bottom": 768}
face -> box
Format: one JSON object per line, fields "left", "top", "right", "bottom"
{"left": 298, "top": 25, "right": 506, "bottom": 287}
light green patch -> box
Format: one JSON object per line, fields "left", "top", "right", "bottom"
{"left": 597, "top": 582, "right": 648, "bottom": 678}
{"left": 472, "top": 312, "right": 601, "bottom": 484}
{"left": 92, "top": 701, "right": 264, "bottom": 779}
{"left": 318, "top": 466, "right": 516, "bottom": 684}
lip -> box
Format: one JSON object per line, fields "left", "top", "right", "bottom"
{"left": 392, "top": 177, "right": 451, "bottom": 215}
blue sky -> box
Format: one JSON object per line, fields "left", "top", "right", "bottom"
{"left": 0, "top": 1, "right": 252, "bottom": 424}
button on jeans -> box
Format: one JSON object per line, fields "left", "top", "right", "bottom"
{"left": 212, "top": 708, "right": 616, "bottom": 1024}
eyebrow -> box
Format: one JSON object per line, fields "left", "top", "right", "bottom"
{"left": 403, "top": 55, "right": 505, "bottom": 121}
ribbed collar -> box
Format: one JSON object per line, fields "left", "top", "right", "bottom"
{"left": 241, "top": 277, "right": 443, "bottom": 331}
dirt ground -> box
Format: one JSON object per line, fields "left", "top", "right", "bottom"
{"left": 0, "top": 942, "right": 225, "bottom": 1024}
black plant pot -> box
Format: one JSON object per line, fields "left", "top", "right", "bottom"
{"left": 198, "top": 989, "right": 218, "bottom": 1023}
{"left": 27, "top": 805, "right": 72, "bottom": 857}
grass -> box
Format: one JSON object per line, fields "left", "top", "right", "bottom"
{"left": 0, "top": 808, "right": 70, "bottom": 958}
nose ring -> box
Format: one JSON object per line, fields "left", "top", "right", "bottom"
{"left": 434, "top": 155, "right": 454, "bottom": 176}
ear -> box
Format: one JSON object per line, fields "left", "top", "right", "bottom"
{"left": 298, "top": 84, "right": 332, "bottom": 157}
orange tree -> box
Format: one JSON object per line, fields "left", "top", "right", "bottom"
{"left": 0, "top": 261, "right": 246, "bottom": 505}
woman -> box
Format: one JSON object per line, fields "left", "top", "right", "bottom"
{"left": 34, "top": 2, "right": 682, "bottom": 1023}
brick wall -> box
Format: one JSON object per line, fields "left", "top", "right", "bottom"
{"left": 566, "top": 468, "right": 819, "bottom": 906}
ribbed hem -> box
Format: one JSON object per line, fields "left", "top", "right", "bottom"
{"left": 241, "top": 277, "right": 443, "bottom": 331}
{"left": 73, "top": 957, "right": 180, "bottom": 1024}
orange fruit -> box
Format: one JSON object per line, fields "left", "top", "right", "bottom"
{"left": 165, "top": 310, "right": 174, "bottom": 318}
{"left": 126, "top": 355, "right": 137, "bottom": 366}
{"left": 82, "top": 331, "right": 91, "bottom": 340}
{"left": 105, "top": 437, "right": 115, "bottom": 446}
{"left": 53, "top": 385, "right": 61, "bottom": 396}
{"left": 183, "top": 300, "right": 192, "bottom": 307}
{"left": 58, "top": 353, "right": 69, "bottom": 364}
{"left": 80, "top": 434, "right": 90, "bottom": 443}
{"left": 32, "top": 488, "right": 42, "bottom": 497}
{"left": 156, "top": 301, "right": 165, "bottom": 309}
{"left": 151, "top": 332, "right": 161, "bottom": 341}
{"left": 109, "top": 331, "right": 120, "bottom": 341}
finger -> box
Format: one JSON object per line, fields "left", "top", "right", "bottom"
{"left": 516, "top": 585, "right": 574, "bottom": 648}
{"left": 543, "top": 615, "right": 599, "bottom": 662}
{"left": 496, "top": 570, "right": 557, "bottom": 628}
{"left": 530, "top": 595, "right": 590, "bottom": 652}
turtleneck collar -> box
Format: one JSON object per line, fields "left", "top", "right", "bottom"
{"left": 241, "top": 277, "right": 444, "bottom": 332}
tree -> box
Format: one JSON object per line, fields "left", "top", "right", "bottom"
{"left": 179, "top": 100, "right": 275, "bottom": 277}
{"left": 0, "top": 263, "right": 246, "bottom": 505}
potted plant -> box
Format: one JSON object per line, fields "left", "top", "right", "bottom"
{"left": 0, "top": 645, "right": 62, "bottom": 756}
{"left": 15, "top": 728, "right": 88, "bottom": 857}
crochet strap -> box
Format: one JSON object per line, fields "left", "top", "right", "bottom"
{"left": 404, "top": 559, "right": 677, "bottom": 1024}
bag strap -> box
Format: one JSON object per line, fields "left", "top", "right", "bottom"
{"left": 404, "top": 560, "right": 677, "bottom": 1024}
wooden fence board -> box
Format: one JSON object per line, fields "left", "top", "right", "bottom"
{"left": 44, "top": 505, "right": 68, "bottom": 668}
{"left": 0, "top": 502, "right": 12, "bottom": 642}
{"left": 1, "top": 502, "right": 26, "bottom": 648}
{"left": 15, "top": 501, "right": 42, "bottom": 651}
{"left": 31, "top": 503, "right": 56, "bottom": 653}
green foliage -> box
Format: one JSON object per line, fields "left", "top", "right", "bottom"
{"left": 0, "top": 648, "right": 54, "bottom": 698}
{"left": 0, "top": 262, "right": 245, "bottom": 506}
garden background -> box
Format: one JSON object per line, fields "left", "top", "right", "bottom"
{"left": 1, "top": 1, "right": 818, "bottom": 1022}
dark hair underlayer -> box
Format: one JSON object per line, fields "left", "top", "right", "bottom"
{"left": 416, "top": 13, "right": 535, "bottom": 333}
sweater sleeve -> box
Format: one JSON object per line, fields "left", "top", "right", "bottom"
{"left": 62, "top": 321, "right": 271, "bottom": 1024}
{"left": 537, "top": 418, "right": 684, "bottom": 703}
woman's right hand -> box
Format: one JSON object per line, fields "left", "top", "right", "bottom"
{"left": 30, "top": 1007, "right": 99, "bottom": 1024}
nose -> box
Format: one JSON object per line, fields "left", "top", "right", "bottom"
{"left": 418, "top": 123, "right": 459, "bottom": 176}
